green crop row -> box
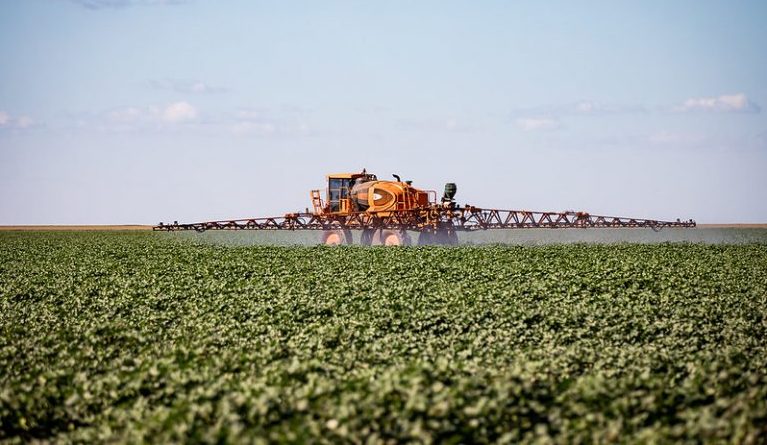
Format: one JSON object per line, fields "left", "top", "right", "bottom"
{"left": 1, "top": 232, "right": 766, "bottom": 443}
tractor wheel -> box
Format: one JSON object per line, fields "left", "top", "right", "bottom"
{"left": 433, "top": 229, "right": 459, "bottom": 245}
{"left": 321, "top": 229, "right": 352, "bottom": 245}
{"left": 360, "top": 229, "right": 376, "bottom": 246}
{"left": 417, "top": 231, "right": 435, "bottom": 245}
{"left": 374, "top": 229, "right": 412, "bottom": 246}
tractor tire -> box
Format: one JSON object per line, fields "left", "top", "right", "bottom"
{"left": 433, "top": 229, "right": 459, "bottom": 245}
{"left": 417, "top": 231, "right": 435, "bottom": 245}
{"left": 360, "top": 229, "right": 376, "bottom": 246}
{"left": 374, "top": 229, "right": 412, "bottom": 246}
{"left": 321, "top": 229, "right": 352, "bottom": 245}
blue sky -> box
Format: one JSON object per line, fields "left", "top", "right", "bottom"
{"left": 1, "top": 0, "right": 766, "bottom": 224}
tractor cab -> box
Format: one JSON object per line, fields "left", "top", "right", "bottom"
{"left": 314, "top": 171, "right": 377, "bottom": 214}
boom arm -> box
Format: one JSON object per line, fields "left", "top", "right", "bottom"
{"left": 153, "top": 206, "right": 695, "bottom": 232}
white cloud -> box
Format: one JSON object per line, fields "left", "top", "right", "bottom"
{"left": 68, "top": 103, "right": 311, "bottom": 136}
{"left": 147, "top": 79, "right": 227, "bottom": 94}
{"left": 228, "top": 107, "right": 310, "bottom": 136}
{"left": 0, "top": 111, "right": 34, "bottom": 129}
{"left": 445, "top": 118, "right": 460, "bottom": 131}
{"left": 648, "top": 131, "right": 705, "bottom": 146}
{"left": 162, "top": 101, "right": 197, "bottom": 123}
{"left": 512, "top": 101, "right": 645, "bottom": 119}
{"left": 16, "top": 116, "right": 33, "bottom": 129}
{"left": 575, "top": 101, "right": 596, "bottom": 113}
{"left": 190, "top": 82, "right": 208, "bottom": 93}
{"left": 107, "top": 107, "right": 143, "bottom": 123}
{"left": 235, "top": 109, "right": 268, "bottom": 120}
{"left": 515, "top": 117, "right": 560, "bottom": 131}
{"left": 231, "top": 121, "right": 277, "bottom": 136}
{"left": 675, "top": 93, "right": 760, "bottom": 113}
{"left": 572, "top": 101, "right": 646, "bottom": 115}
{"left": 396, "top": 117, "right": 476, "bottom": 132}
{"left": 71, "top": 0, "right": 190, "bottom": 10}
{"left": 100, "top": 102, "right": 198, "bottom": 130}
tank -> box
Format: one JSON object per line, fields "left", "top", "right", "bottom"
{"left": 351, "top": 180, "right": 430, "bottom": 213}
{"left": 351, "top": 181, "right": 399, "bottom": 211}
{"left": 443, "top": 183, "right": 457, "bottom": 202}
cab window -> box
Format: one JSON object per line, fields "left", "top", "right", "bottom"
{"left": 328, "top": 178, "right": 351, "bottom": 212}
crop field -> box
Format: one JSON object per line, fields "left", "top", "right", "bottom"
{"left": 1, "top": 232, "right": 767, "bottom": 443}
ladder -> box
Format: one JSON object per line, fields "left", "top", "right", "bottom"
{"left": 310, "top": 190, "right": 324, "bottom": 215}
